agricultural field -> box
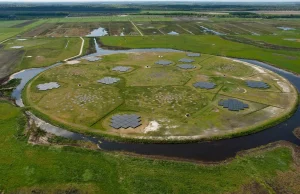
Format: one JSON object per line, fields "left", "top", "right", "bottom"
{"left": 47, "top": 15, "right": 172, "bottom": 23}
{"left": 101, "top": 35, "right": 300, "bottom": 74}
{"left": 22, "top": 21, "right": 139, "bottom": 37}
{"left": 134, "top": 21, "right": 204, "bottom": 35}
{"left": 0, "top": 99, "right": 300, "bottom": 193}
{"left": 1, "top": 12, "right": 300, "bottom": 193}
{"left": 238, "top": 35, "right": 300, "bottom": 49}
{"left": 0, "top": 20, "right": 45, "bottom": 42}
{"left": 0, "top": 50, "right": 24, "bottom": 81}
{"left": 24, "top": 52, "right": 297, "bottom": 141}
{"left": 19, "top": 18, "right": 300, "bottom": 38}
{"left": 15, "top": 17, "right": 300, "bottom": 53}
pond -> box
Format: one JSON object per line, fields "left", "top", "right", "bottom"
{"left": 86, "top": 27, "right": 108, "bottom": 37}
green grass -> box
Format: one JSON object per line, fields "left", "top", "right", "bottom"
{"left": 24, "top": 52, "right": 297, "bottom": 141}
{"left": 3, "top": 37, "right": 84, "bottom": 71}
{"left": 101, "top": 35, "right": 300, "bottom": 73}
{"left": 46, "top": 16, "right": 172, "bottom": 23}
{"left": 0, "top": 100, "right": 297, "bottom": 193}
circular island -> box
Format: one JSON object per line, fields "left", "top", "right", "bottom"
{"left": 24, "top": 52, "right": 298, "bottom": 142}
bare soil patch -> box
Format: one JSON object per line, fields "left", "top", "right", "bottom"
{"left": 293, "top": 127, "right": 300, "bottom": 139}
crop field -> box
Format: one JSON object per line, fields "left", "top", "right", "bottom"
{"left": 0, "top": 20, "right": 45, "bottom": 42}
{"left": 0, "top": 37, "right": 87, "bottom": 78}
{"left": 24, "top": 52, "right": 297, "bottom": 140}
{"left": 128, "top": 19, "right": 300, "bottom": 36}
{"left": 134, "top": 21, "right": 204, "bottom": 35}
{"left": 21, "top": 21, "right": 204, "bottom": 37}
{"left": 1, "top": 5, "right": 300, "bottom": 193}
{"left": 23, "top": 22, "right": 138, "bottom": 37}
{"left": 238, "top": 35, "right": 300, "bottom": 49}
{"left": 0, "top": 20, "right": 29, "bottom": 28}
{"left": 101, "top": 35, "right": 300, "bottom": 73}
{"left": 185, "top": 19, "right": 300, "bottom": 36}
{"left": 18, "top": 18, "right": 300, "bottom": 38}
{"left": 0, "top": 47, "right": 24, "bottom": 80}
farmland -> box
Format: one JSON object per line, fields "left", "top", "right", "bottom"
{"left": 0, "top": 37, "right": 89, "bottom": 81}
{"left": 24, "top": 52, "right": 297, "bottom": 141}
{"left": 18, "top": 18, "right": 300, "bottom": 38}
{"left": 101, "top": 35, "right": 300, "bottom": 74}
{"left": 0, "top": 20, "right": 45, "bottom": 42}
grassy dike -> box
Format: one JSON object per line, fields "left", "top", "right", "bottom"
{"left": 100, "top": 35, "right": 300, "bottom": 74}
{"left": 0, "top": 100, "right": 299, "bottom": 193}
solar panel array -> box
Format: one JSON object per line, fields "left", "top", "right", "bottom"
{"left": 178, "top": 64, "right": 196, "bottom": 69}
{"left": 97, "top": 77, "right": 120, "bottom": 85}
{"left": 187, "top": 53, "right": 201, "bottom": 57}
{"left": 110, "top": 114, "right": 142, "bottom": 129}
{"left": 178, "top": 58, "right": 195, "bottom": 63}
{"left": 246, "top": 81, "right": 270, "bottom": 89}
{"left": 155, "top": 60, "right": 173, "bottom": 66}
{"left": 193, "top": 82, "right": 216, "bottom": 89}
{"left": 218, "top": 99, "right": 249, "bottom": 111}
{"left": 112, "top": 66, "right": 131, "bottom": 72}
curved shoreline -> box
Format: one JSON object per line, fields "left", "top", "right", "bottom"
{"left": 10, "top": 43, "right": 300, "bottom": 161}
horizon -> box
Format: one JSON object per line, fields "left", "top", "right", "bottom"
{"left": 1, "top": 0, "right": 300, "bottom": 2}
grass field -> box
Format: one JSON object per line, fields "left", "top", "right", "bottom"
{"left": 0, "top": 20, "right": 45, "bottom": 42}
{"left": 239, "top": 35, "right": 300, "bottom": 48}
{"left": 1, "top": 37, "right": 86, "bottom": 72}
{"left": 2, "top": 17, "right": 300, "bottom": 40}
{"left": 47, "top": 15, "right": 172, "bottom": 23}
{"left": 1, "top": 17, "right": 300, "bottom": 193}
{"left": 24, "top": 52, "right": 297, "bottom": 141}
{"left": 0, "top": 101, "right": 299, "bottom": 193}
{"left": 19, "top": 18, "right": 300, "bottom": 38}
{"left": 101, "top": 35, "right": 300, "bottom": 74}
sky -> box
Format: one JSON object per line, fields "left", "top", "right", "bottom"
{"left": 0, "top": 0, "right": 299, "bottom": 2}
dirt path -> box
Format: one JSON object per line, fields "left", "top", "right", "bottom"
{"left": 130, "top": 21, "right": 144, "bottom": 36}
{"left": 64, "top": 40, "right": 69, "bottom": 49}
{"left": 63, "top": 37, "right": 84, "bottom": 62}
